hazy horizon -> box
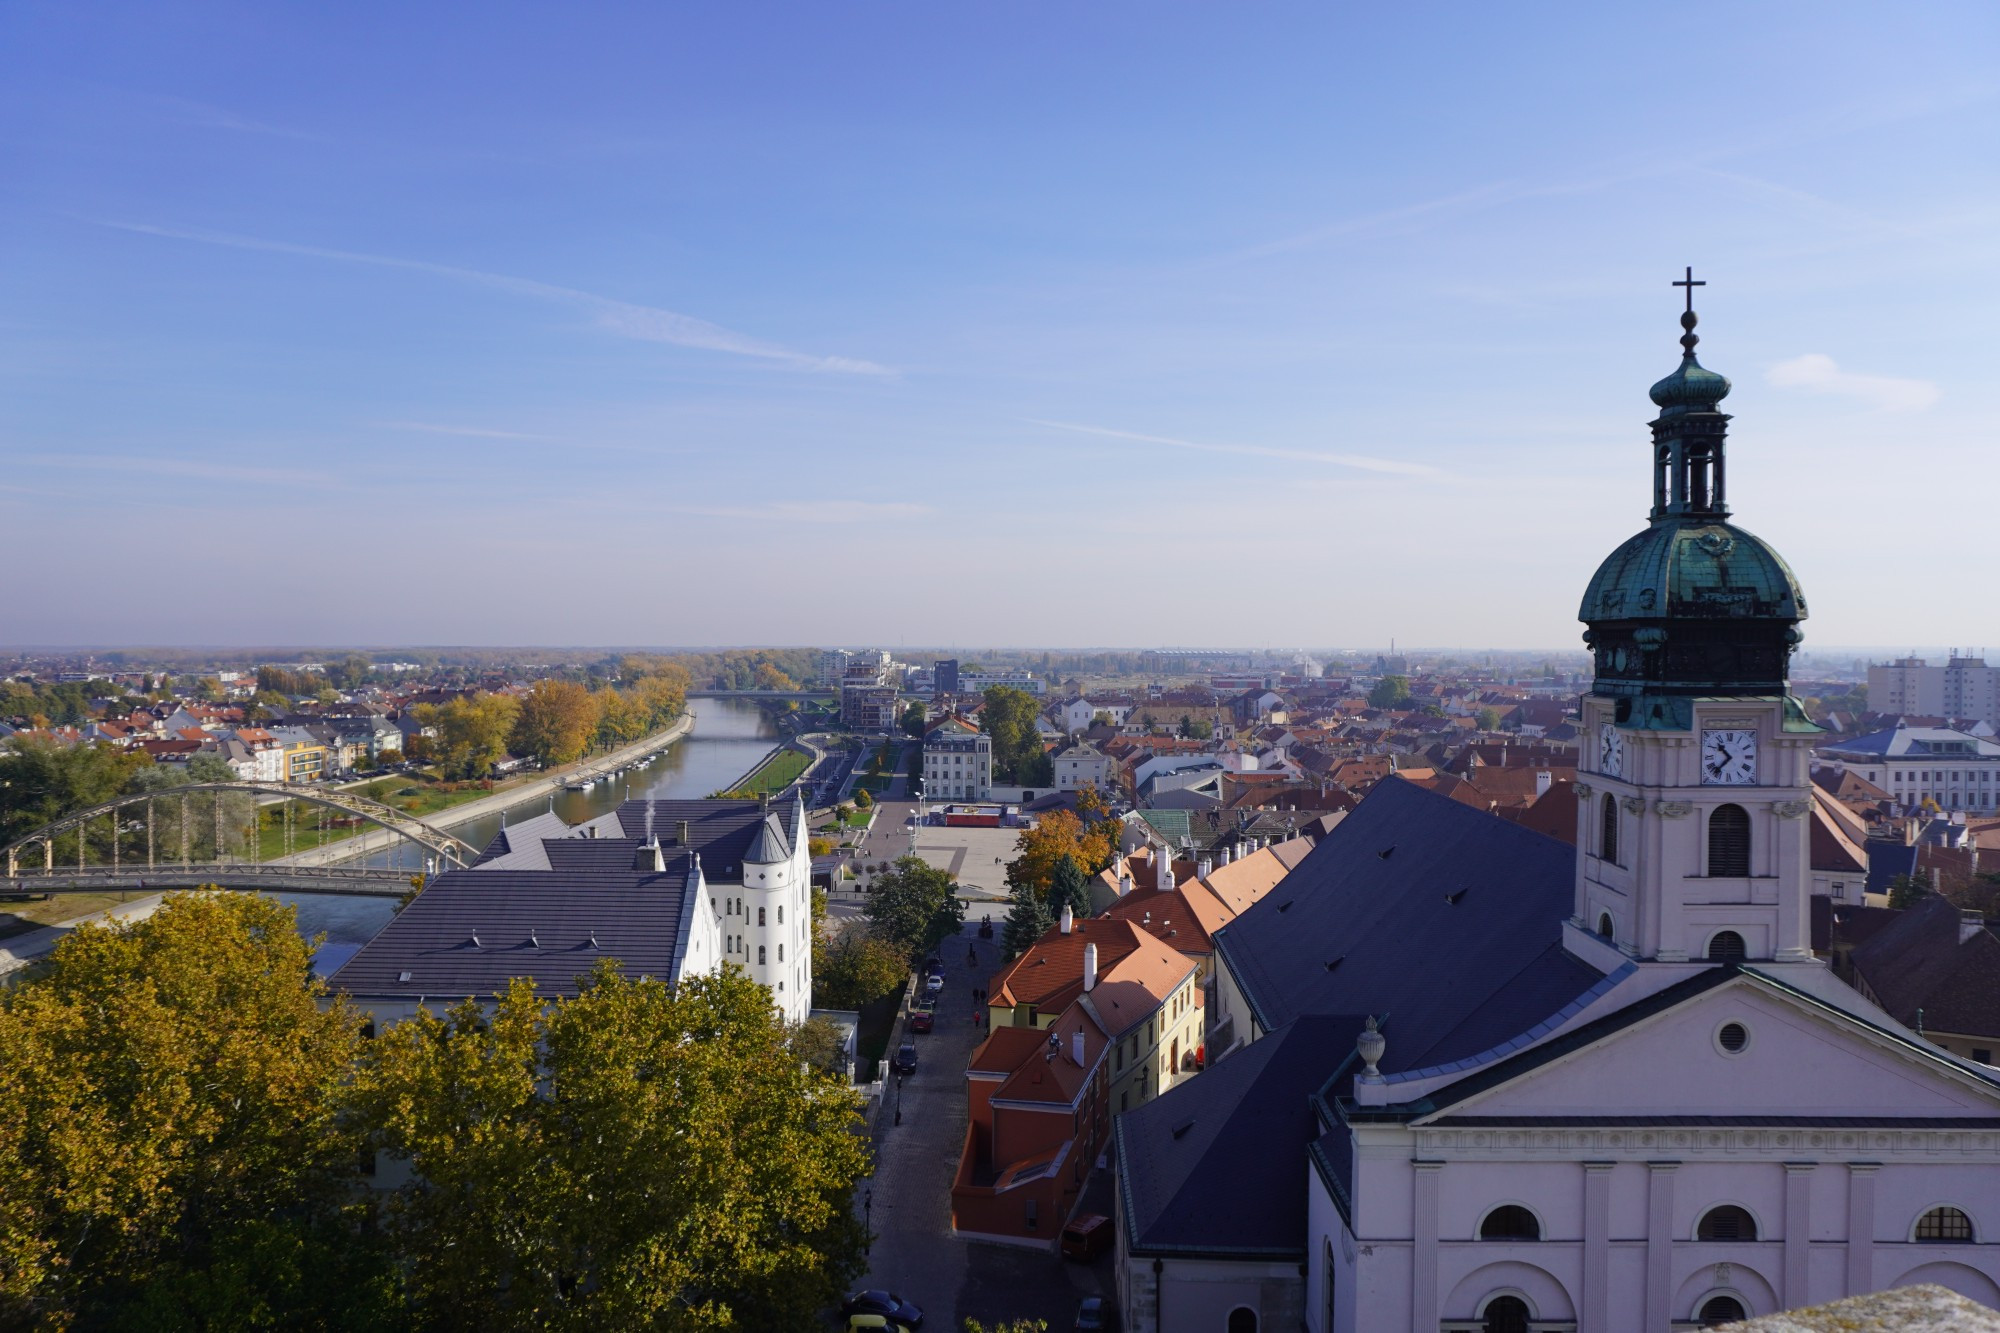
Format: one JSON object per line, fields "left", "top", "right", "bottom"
{"left": 5, "top": 5, "right": 1996, "bottom": 648}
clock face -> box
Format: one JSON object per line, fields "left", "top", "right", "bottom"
{"left": 1597, "top": 721, "right": 1624, "bottom": 778}
{"left": 1701, "top": 728, "right": 1758, "bottom": 785}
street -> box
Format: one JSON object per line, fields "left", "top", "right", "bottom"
{"left": 847, "top": 920, "right": 1114, "bottom": 1330}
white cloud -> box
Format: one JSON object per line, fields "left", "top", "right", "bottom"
{"left": 16, "top": 453, "right": 334, "bottom": 486}
{"left": 1025, "top": 419, "right": 1442, "bottom": 476}
{"left": 93, "top": 220, "right": 894, "bottom": 376}
{"left": 1767, "top": 354, "right": 1939, "bottom": 412}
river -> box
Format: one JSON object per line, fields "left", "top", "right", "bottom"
{"left": 293, "top": 696, "right": 782, "bottom": 975}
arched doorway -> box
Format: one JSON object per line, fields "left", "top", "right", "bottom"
{"left": 1481, "top": 1294, "right": 1530, "bottom": 1333}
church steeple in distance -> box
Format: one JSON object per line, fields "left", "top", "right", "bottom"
{"left": 1578, "top": 272, "right": 1811, "bottom": 728}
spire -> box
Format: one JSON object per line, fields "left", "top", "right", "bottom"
{"left": 1646, "top": 267, "right": 1733, "bottom": 520}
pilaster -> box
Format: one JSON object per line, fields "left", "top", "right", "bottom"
{"left": 1646, "top": 1161, "right": 1678, "bottom": 1329}
{"left": 1583, "top": 1161, "right": 1614, "bottom": 1329}
{"left": 1783, "top": 1162, "right": 1813, "bottom": 1306}
{"left": 1845, "top": 1163, "right": 1878, "bottom": 1296}
{"left": 1413, "top": 1160, "right": 1443, "bottom": 1331}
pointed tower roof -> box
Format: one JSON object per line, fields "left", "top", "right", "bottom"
{"left": 745, "top": 812, "right": 791, "bottom": 866}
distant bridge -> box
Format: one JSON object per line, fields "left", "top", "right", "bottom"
{"left": 688, "top": 689, "right": 835, "bottom": 701}
{"left": 2, "top": 781, "right": 478, "bottom": 898}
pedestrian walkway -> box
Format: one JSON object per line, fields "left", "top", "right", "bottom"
{"left": 0, "top": 892, "right": 167, "bottom": 976}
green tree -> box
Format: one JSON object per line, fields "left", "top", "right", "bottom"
{"left": 981, "top": 686, "right": 1053, "bottom": 785}
{"left": 864, "top": 856, "right": 965, "bottom": 964}
{"left": 421, "top": 692, "right": 521, "bottom": 780}
{"left": 854, "top": 787, "right": 874, "bottom": 810}
{"left": 0, "top": 735, "right": 151, "bottom": 844}
{"left": 0, "top": 892, "right": 389, "bottom": 1330}
{"left": 1049, "top": 854, "right": 1092, "bottom": 921}
{"left": 1887, "top": 873, "right": 1930, "bottom": 910}
{"left": 1476, "top": 706, "right": 1503, "bottom": 731}
{"left": 1368, "top": 675, "right": 1412, "bottom": 709}
{"left": 350, "top": 964, "right": 868, "bottom": 1330}
{"left": 1001, "top": 880, "right": 1053, "bottom": 959}
{"left": 902, "top": 702, "right": 927, "bottom": 737}
{"left": 813, "top": 933, "right": 912, "bottom": 1009}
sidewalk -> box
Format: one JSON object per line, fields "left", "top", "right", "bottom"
{"left": 0, "top": 892, "right": 167, "bottom": 977}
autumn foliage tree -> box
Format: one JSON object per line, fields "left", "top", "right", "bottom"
{"left": 1006, "top": 809, "right": 1119, "bottom": 901}
{"left": 348, "top": 963, "right": 868, "bottom": 1330}
{"left": 511, "top": 680, "right": 600, "bottom": 767}
{"left": 0, "top": 893, "right": 389, "bottom": 1330}
{"left": 420, "top": 692, "right": 522, "bottom": 780}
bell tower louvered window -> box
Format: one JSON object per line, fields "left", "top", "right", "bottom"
{"left": 1600, "top": 792, "right": 1620, "bottom": 864}
{"left": 1707, "top": 804, "right": 1750, "bottom": 877}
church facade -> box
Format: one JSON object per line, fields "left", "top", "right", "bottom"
{"left": 1113, "top": 288, "right": 2000, "bottom": 1331}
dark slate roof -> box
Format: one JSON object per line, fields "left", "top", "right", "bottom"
{"left": 545, "top": 838, "right": 650, "bottom": 873}
{"left": 1116, "top": 1015, "right": 1360, "bottom": 1259}
{"left": 328, "top": 865, "right": 694, "bottom": 1000}
{"left": 608, "top": 798, "right": 778, "bottom": 880}
{"left": 744, "top": 813, "right": 790, "bottom": 865}
{"left": 1864, "top": 837, "right": 1919, "bottom": 898}
{"left": 1214, "top": 777, "right": 1599, "bottom": 1072}
{"left": 1850, "top": 893, "right": 2000, "bottom": 1038}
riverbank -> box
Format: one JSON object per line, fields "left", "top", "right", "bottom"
{"left": 279, "top": 712, "right": 695, "bottom": 868}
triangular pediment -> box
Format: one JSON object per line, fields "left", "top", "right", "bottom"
{"left": 1420, "top": 972, "right": 2000, "bottom": 1123}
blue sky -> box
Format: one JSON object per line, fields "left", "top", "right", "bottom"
{"left": 3, "top": 4, "right": 1996, "bottom": 651}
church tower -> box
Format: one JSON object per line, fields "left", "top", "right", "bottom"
{"left": 1572, "top": 273, "right": 1820, "bottom": 965}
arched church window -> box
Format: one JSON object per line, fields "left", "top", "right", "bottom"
{"left": 1478, "top": 1205, "right": 1541, "bottom": 1241}
{"left": 1706, "top": 931, "right": 1747, "bottom": 963}
{"left": 1699, "top": 1294, "right": 1746, "bottom": 1326}
{"left": 1226, "top": 1308, "right": 1258, "bottom": 1333}
{"left": 1481, "top": 1295, "right": 1530, "bottom": 1333}
{"left": 1597, "top": 913, "right": 1615, "bottom": 941}
{"left": 1707, "top": 804, "right": 1751, "bottom": 877}
{"left": 1600, "top": 793, "right": 1620, "bottom": 864}
{"left": 758, "top": 906, "right": 766, "bottom": 926}
{"left": 1696, "top": 1204, "right": 1757, "bottom": 1241}
{"left": 1916, "top": 1206, "right": 1974, "bottom": 1242}
{"left": 757, "top": 946, "right": 766, "bottom": 966}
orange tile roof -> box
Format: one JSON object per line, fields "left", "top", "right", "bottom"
{"left": 990, "top": 917, "right": 1154, "bottom": 1015}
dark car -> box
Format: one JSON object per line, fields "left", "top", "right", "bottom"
{"left": 1073, "top": 1296, "right": 1114, "bottom": 1331}
{"left": 892, "top": 1043, "right": 919, "bottom": 1075}
{"left": 908, "top": 1009, "right": 934, "bottom": 1033}
{"left": 842, "top": 1289, "right": 924, "bottom": 1328}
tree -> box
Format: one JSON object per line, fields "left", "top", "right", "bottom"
{"left": 981, "top": 687, "right": 1053, "bottom": 785}
{"left": 512, "top": 680, "right": 601, "bottom": 768}
{"left": 0, "top": 735, "right": 151, "bottom": 844}
{"left": 633, "top": 666, "right": 691, "bottom": 728}
{"left": 902, "top": 702, "right": 927, "bottom": 737}
{"left": 1887, "top": 873, "right": 1930, "bottom": 911}
{"left": 787, "top": 1015, "right": 848, "bottom": 1076}
{"left": 422, "top": 693, "right": 521, "bottom": 780}
{"left": 854, "top": 788, "right": 873, "bottom": 810}
{"left": 809, "top": 835, "right": 835, "bottom": 858}
{"left": 1006, "top": 809, "right": 1118, "bottom": 900}
{"left": 594, "top": 685, "right": 646, "bottom": 750}
{"left": 1476, "top": 707, "right": 1503, "bottom": 732}
{"left": 349, "top": 964, "right": 868, "bottom": 1330}
{"left": 0, "top": 892, "right": 388, "bottom": 1330}
{"left": 752, "top": 662, "right": 796, "bottom": 691}
{"left": 1075, "top": 783, "right": 1108, "bottom": 820}
{"left": 812, "top": 933, "right": 912, "bottom": 1009}
{"left": 864, "top": 856, "right": 965, "bottom": 964}
{"left": 1369, "top": 675, "right": 1411, "bottom": 709}
{"left": 1049, "top": 854, "right": 1092, "bottom": 921}
{"left": 1001, "top": 880, "right": 1053, "bottom": 959}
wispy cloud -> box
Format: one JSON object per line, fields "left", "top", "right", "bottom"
{"left": 1767, "top": 354, "right": 1939, "bottom": 412}
{"left": 1025, "top": 419, "right": 1441, "bottom": 476}
{"left": 92, "top": 220, "right": 894, "bottom": 376}
{"left": 669, "top": 500, "right": 933, "bottom": 523}
{"left": 17, "top": 453, "right": 335, "bottom": 486}
{"left": 375, "top": 421, "right": 557, "bottom": 441}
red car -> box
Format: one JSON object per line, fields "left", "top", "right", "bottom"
{"left": 909, "top": 1009, "right": 934, "bottom": 1033}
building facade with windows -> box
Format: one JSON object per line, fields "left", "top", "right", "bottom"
{"left": 1815, "top": 725, "right": 2000, "bottom": 814}
{"left": 1868, "top": 654, "right": 2000, "bottom": 727}
{"left": 924, "top": 719, "right": 992, "bottom": 800}
{"left": 1112, "top": 294, "right": 2000, "bottom": 1333}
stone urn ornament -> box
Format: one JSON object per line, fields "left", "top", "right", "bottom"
{"left": 1358, "top": 1016, "right": 1385, "bottom": 1077}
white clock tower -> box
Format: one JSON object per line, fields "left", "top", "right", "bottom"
{"left": 1571, "top": 275, "right": 1820, "bottom": 966}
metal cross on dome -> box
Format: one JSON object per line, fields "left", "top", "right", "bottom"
{"left": 1673, "top": 265, "right": 1706, "bottom": 313}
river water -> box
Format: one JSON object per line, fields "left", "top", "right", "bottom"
{"left": 292, "top": 696, "right": 781, "bottom": 974}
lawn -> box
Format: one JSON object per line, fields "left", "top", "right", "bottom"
{"left": 0, "top": 890, "right": 147, "bottom": 940}
{"left": 711, "top": 747, "right": 810, "bottom": 799}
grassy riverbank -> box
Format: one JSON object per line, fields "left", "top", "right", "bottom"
{"left": 712, "top": 748, "right": 810, "bottom": 799}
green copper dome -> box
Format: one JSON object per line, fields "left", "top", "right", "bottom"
{"left": 1579, "top": 519, "right": 1806, "bottom": 625}
{"left": 1649, "top": 352, "right": 1731, "bottom": 414}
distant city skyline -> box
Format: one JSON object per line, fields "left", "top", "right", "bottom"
{"left": 3, "top": 5, "right": 1996, "bottom": 647}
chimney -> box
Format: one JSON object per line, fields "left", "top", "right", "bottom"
{"left": 1197, "top": 856, "right": 1213, "bottom": 880}
{"left": 1060, "top": 904, "right": 1074, "bottom": 935}
{"left": 1159, "top": 857, "right": 1175, "bottom": 894}
{"left": 634, "top": 838, "right": 665, "bottom": 873}
{"left": 1962, "top": 910, "right": 1985, "bottom": 946}
{"left": 678, "top": 818, "right": 690, "bottom": 846}
{"left": 1083, "top": 943, "right": 1098, "bottom": 992}
{"left": 1118, "top": 869, "right": 1133, "bottom": 896}
{"left": 1072, "top": 1028, "right": 1086, "bottom": 1067}
{"left": 1535, "top": 769, "right": 1553, "bottom": 799}
{"left": 1219, "top": 844, "right": 1232, "bottom": 866}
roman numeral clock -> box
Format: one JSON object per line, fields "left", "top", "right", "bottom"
{"left": 1700, "top": 728, "right": 1757, "bottom": 785}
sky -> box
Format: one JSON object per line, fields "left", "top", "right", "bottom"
{"left": 2, "top": 4, "right": 1997, "bottom": 651}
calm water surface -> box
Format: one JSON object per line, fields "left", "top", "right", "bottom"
{"left": 291, "top": 696, "right": 781, "bottom": 973}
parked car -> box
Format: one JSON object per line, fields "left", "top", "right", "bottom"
{"left": 908, "top": 1009, "right": 934, "bottom": 1033}
{"left": 1073, "top": 1296, "right": 1114, "bottom": 1331}
{"left": 842, "top": 1290, "right": 924, "bottom": 1328}
{"left": 892, "top": 1043, "right": 919, "bottom": 1075}
{"left": 924, "top": 974, "right": 944, "bottom": 999}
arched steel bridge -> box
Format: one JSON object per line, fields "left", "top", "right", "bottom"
{"left": 1, "top": 782, "right": 481, "bottom": 898}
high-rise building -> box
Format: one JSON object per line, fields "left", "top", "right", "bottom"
{"left": 1868, "top": 654, "right": 2000, "bottom": 726}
